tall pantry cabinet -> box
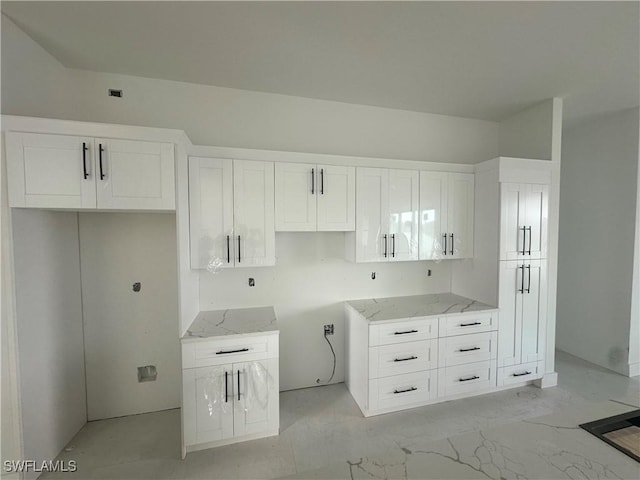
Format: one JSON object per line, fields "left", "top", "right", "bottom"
{"left": 497, "top": 180, "right": 549, "bottom": 386}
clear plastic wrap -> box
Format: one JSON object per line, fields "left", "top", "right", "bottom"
{"left": 243, "top": 361, "right": 272, "bottom": 413}
{"left": 202, "top": 370, "right": 233, "bottom": 416}
{"left": 206, "top": 256, "right": 225, "bottom": 275}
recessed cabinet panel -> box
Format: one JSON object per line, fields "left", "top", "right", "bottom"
{"left": 183, "top": 365, "right": 234, "bottom": 446}
{"left": 419, "top": 172, "right": 446, "bottom": 260}
{"left": 188, "top": 157, "right": 234, "bottom": 269}
{"left": 96, "top": 139, "right": 175, "bottom": 210}
{"left": 355, "top": 168, "right": 388, "bottom": 262}
{"left": 275, "top": 163, "right": 316, "bottom": 231}
{"left": 447, "top": 173, "right": 474, "bottom": 259}
{"left": 6, "top": 132, "right": 96, "bottom": 208}
{"left": 233, "top": 358, "right": 279, "bottom": 438}
{"left": 500, "top": 183, "right": 548, "bottom": 261}
{"left": 498, "top": 260, "right": 546, "bottom": 368}
{"left": 233, "top": 160, "right": 275, "bottom": 267}
{"left": 388, "top": 170, "right": 419, "bottom": 261}
{"left": 317, "top": 165, "right": 355, "bottom": 231}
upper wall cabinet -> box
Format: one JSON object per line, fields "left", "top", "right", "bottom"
{"left": 274, "top": 163, "right": 355, "bottom": 232}
{"left": 189, "top": 157, "right": 275, "bottom": 269}
{"left": 419, "top": 172, "right": 474, "bottom": 260}
{"left": 6, "top": 132, "right": 175, "bottom": 210}
{"left": 500, "top": 183, "right": 548, "bottom": 261}
{"left": 354, "top": 167, "right": 419, "bottom": 263}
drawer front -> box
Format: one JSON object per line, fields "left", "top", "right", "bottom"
{"left": 182, "top": 334, "right": 279, "bottom": 369}
{"left": 498, "top": 362, "right": 544, "bottom": 386}
{"left": 437, "top": 331, "right": 497, "bottom": 368}
{"left": 369, "top": 340, "right": 437, "bottom": 378}
{"left": 369, "top": 317, "right": 438, "bottom": 346}
{"left": 369, "top": 370, "right": 435, "bottom": 411}
{"left": 439, "top": 312, "right": 497, "bottom": 337}
{"left": 437, "top": 361, "right": 496, "bottom": 397}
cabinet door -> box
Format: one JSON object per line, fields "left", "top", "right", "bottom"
{"left": 5, "top": 132, "right": 96, "bottom": 209}
{"left": 500, "top": 183, "right": 526, "bottom": 261}
{"left": 355, "top": 168, "right": 389, "bottom": 262}
{"left": 521, "top": 260, "right": 547, "bottom": 363}
{"left": 388, "top": 169, "right": 419, "bottom": 261}
{"left": 233, "top": 160, "right": 275, "bottom": 267}
{"left": 497, "top": 261, "right": 523, "bottom": 368}
{"left": 183, "top": 365, "right": 234, "bottom": 446}
{"left": 95, "top": 138, "right": 175, "bottom": 210}
{"left": 317, "top": 165, "right": 355, "bottom": 231}
{"left": 233, "top": 358, "right": 279, "bottom": 437}
{"left": 419, "top": 172, "right": 447, "bottom": 260}
{"left": 500, "top": 183, "right": 549, "bottom": 261}
{"left": 188, "top": 157, "right": 234, "bottom": 269}
{"left": 275, "top": 163, "right": 316, "bottom": 231}
{"left": 523, "top": 185, "right": 549, "bottom": 260}
{"left": 446, "top": 173, "right": 474, "bottom": 259}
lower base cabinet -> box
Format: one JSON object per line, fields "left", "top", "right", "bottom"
{"left": 346, "top": 305, "right": 511, "bottom": 417}
{"left": 182, "top": 334, "right": 279, "bottom": 454}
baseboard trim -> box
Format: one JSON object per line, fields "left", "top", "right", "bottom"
{"left": 534, "top": 372, "right": 558, "bottom": 388}
{"left": 628, "top": 362, "right": 639, "bottom": 378}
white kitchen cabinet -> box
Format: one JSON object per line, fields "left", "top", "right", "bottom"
{"left": 233, "top": 160, "right": 275, "bottom": 267}
{"left": 182, "top": 357, "right": 279, "bottom": 452}
{"left": 188, "top": 157, "right": 234, "bottom": 269}
{"left": 500, "top": 183, "right": 548, "bottom": 261}
{"left": 6, "top": 132, "right": 175, "bottom": 210}
{"left": 189, "top": 158, "right": 275, "bottom": 269}
{"left": 181, "top": 310, "right": 279, "bottom": 455}
{"left": 94, "top": 138, "right": 175, "bottom": 210}
{"left": 419, "top": 172, "right": 474, "bottom": 260}
{"left": 497, "top": 260, "right": 547, "bottom": 384}
{"left": 274, "top": 163, "right": 355, "bottom": 232}
{"left": 354, "top": 167, "right": 419, "bottom": 263}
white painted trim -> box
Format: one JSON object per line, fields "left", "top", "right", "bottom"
{"left": 628, "top": 362, "right": 639, "bottom": 378}
{"left": 185, "top": 428, "right": 279, "bottom": 453}
{"left": 188, "top": 144, "right": 475, "bottom": 172}
{"left": 1, "top": 132, "right": 26, "bottom": 471}
{"left": 534, "top": 372, "right": 558, "bottom": 388}
{"left": 1, "top": 115, "right": 190, "bottom": 145}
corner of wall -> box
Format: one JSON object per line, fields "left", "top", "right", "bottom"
{"left": 498, "top": 99, "right": 555, "bottom": 160}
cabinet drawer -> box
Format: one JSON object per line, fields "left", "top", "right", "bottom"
{"left": 369, "top": 340, "right": 437, "bottom": 378}
{"left": 438, "top": 312, "right": 496, "bottom": 337}
{"left": 437, "top": 331, "right": 497, "bottom": 368}
{"left": 437, "top": 361, "right": 496, "bottom": 397}
{"left": 369, "top": 370, "right": 435, "bottom": 411}
{"left": 182, "top": 334, "right": 279, "bottom": 369}
{"left": 497, "top": 362, "right": 544, "bottom": 386}
{"left": 369, "top": 317, "right": 438, "bottom": 346}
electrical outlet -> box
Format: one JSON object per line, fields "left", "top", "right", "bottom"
{"left": 427, "top": 269, "right": 432, "bottom": 277}
{"left": 324, "top": 324, "right": 334, "bottom": 335}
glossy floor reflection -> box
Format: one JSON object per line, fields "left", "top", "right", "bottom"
{"left": 41, "top": 351, "right": 639, "bottom": 479}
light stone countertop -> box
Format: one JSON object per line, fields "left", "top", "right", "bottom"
{"left": 346, "top": 292, "right": 497, "bottom": 322}
{"left": 181, "top": 306, "right": 278, "bottom": 342}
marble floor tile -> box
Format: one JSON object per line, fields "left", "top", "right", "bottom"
{"left": 40, "top": 351, "right": 639, "bottom": 480}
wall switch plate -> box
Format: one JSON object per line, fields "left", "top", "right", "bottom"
{"left": 324, "top": 324, "right": 334, "bottom": 335}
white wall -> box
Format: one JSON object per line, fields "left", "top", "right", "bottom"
{"left": 79, "top": 213, "right": 180, "bottom": 420}
{"left": 199, "top": 233, "right": 451, "bottom": 390}
{"left": 11, "top": 209, "right": 87, "bottom": 479}
{"left": 631, "top": 123, "right": 640, "bottom": 377}
{"left": 499, "top": 100, "right": 554, "bottom": 161}
{"left": 1, "top": 14, "right": 500, "bottom": 164}
{"left": 557, "top": 107, "right": 639, "bottom": 375}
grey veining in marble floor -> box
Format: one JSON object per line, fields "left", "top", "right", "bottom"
{"left": 40, "top": 350, "right": 639, "bottom": 480}
{"left": 346, "top": 292, "right": 497, "bottom": 322}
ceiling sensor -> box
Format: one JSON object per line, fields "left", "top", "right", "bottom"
{"left": 108, "top": 89, "right": 123, "bottom": 98}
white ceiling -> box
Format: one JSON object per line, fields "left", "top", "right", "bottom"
{"left": 2, "top": 1, "right": 638, "bottom": 125}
